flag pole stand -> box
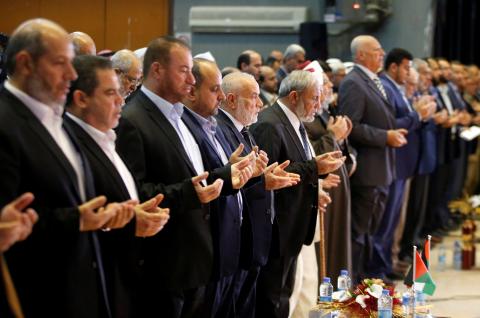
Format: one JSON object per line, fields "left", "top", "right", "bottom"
{"left": 318, "top": 179, "right": 326, "bottom": 280}
{"left": 413, "top": 245, "right": 417, "bottom": 314}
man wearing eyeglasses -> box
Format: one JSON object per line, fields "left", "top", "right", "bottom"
{"left": 111, "top": 49, "right": 142, "bottom": 100}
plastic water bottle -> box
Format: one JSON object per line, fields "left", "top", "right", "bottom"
{"left": 415, "top": 290, "right": 427, "bottom": 310}
{"left": 402, "top": 288, "right": 415, "bottom": 317}
{"left": 437, "top": 244, "right": 446, "bottom": 271}
{"left": 319, "top": 277, "right": 333, "bottom": 302}
{"left": 378, "top": 289, "right": 393, "bottom": 318}
{"left": 453, "top": 240, "right": 462, "bottom": 270}
{"left": 337, "top": 269, "right": 352, "bottom": 291}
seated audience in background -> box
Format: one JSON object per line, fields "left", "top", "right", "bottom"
{"left": 69, "top": 31, "right": 96, "bottom": 56}
{"left": 259, "top": 65, "right": 278, "bottom": 107}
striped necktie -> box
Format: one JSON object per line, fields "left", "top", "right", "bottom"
{"left": 373, "top": 77, "right": 387, "bottom": 99}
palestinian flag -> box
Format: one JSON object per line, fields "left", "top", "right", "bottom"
{"left": 423, "top": 237, "right": 430, "bottom": 269}
{"left": 404, "top": 250, "right": 436, "bottom": 296}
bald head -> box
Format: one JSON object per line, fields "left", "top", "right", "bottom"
{"left": 5, "top": 18, "right": 77, "bottom": 106}
{"left": 350, "top": 35, "right": 385, "bottom": 72}
{"left": 69, "top": 31, "right": 96, "bottom": 56}
{"left": 6, "top": 18, "right": 68, "bottom": 75}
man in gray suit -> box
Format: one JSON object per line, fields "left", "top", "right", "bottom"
{"left": 337, "top": 35, "right": 407, "bottom": 283}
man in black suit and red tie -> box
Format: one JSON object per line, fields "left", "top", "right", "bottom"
{"left": 115, "top": 37, "right": 253, "bottom": 317}
{"left": 250, "top": 70, "right": 346, "bottom": 318}
{"left": 0, "top": 18, "right": 135, "bottom": 318}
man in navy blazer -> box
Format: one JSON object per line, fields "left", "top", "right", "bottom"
{"left": 216, "top": 71, "right": 301, "bottom": 317}
{"left": 181, "top": 58, "right": 259, "bottom": 317}
{"left": 337, "top": 36, "right": 408, "bottom": 283}
{"left": 370, "top": 48, "right": 435, "bottom": 278}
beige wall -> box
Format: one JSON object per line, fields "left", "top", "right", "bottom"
{"left": 1, "top": 0, "right": 170, "bottom": 51}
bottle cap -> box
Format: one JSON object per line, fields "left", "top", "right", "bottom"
{"left": 382, "top": 289, "right": 390, "bottom": 295}
{"left": 340, "top": 269, "right": 348, "bottom": 276}
{"left": 323, "top": 277, "right": 331, "bottom": 283}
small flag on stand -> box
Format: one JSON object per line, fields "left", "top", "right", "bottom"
{"left": 404, "top": 237, "right": 436, "bottom": 296}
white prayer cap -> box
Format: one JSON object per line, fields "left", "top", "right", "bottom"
{"left": 302, "top": 60, "right": 324, "bottom": 86}
{"left": 194, "top": 51, "right": 216, "bottom": 62}
{"left": 134, "top": 47, "right": 146, "bottom": 61}
{"left": 326, "top": 58, "right": 345, "bottom": 73}
{"left": 343, "top": 61, "right": 355, "bottom": 74}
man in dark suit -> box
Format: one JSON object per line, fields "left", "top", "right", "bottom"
{"left": 370, "top": 48, "right": 435, "bottom": 279}
{"left": 337, "top": 35, "right": 408, "bottom": 283}
{"left": 250, "top": 70, "right": 345, "bottom": 317}
{"left": 0, "top": 18, "right": 134, "bottom": 317}
{"left": 217, "top": 71, "right": 301, "bottom": 317}
{"left": 64, "top": 55, "right": 171, "bottom": 317}
{"left": 182, "top": 58, "right": 258, "bottom": 316}
{"left": 115, "top": 37, "right": 251, "bottom": 317}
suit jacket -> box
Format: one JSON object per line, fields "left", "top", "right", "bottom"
{"left": 215, "top": 110, "right": 272, "bottom": 268}
{"left": 337, "top": 66, "right": 396, "bottom": 186}
{"left": 0, "top": 89, "right": 109, "bottom": 318}
{"left": 380, "top": 74, "right": 421, "bottom": 179}
{"left": 65, "top": 115, "right": 139, "bottom": 318}
{"left": 413, "top": 90, "right": 438, "bottom": 176}
{"left": 181, "top": 107, "right": 241, "bottom": 278}
{"left": 250, "top": 103, "right": 318, "bottom": 258}
{"left": 115, "top": 90, "right": 213, "bottom": 292}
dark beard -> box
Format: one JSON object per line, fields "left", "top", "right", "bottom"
{"left": 438, "top": 75, "right": 448, "bottom": 84}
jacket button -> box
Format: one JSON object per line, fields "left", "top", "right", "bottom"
{"left": 204, "top": 213, "right": 210, "bottom": 221}
{"left": 92, "top": 261, "right": 97, "bottom": 269}
{"left": 138, "top": 259, "right": 145, "bottom": 266}
{"left": 266, "top": 209, "right": 271, "bottom": 215}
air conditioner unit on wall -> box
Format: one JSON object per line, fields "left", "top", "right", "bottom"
{"left": 189, "top": 6, "right": 308, "bottom": 34}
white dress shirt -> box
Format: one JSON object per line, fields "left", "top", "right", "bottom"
{"left": 277, "top": 100, "right": 315, "bottom": 157}
{"left": 141, "top": 86, "right": 205, "bottom": 176}
{"left": 66, "top": 113, "right": 139, "bottom": 200}
{"left": 5, "top": 81, "right": 87, "bottom": 201}
{"left": 220, "top": 108, "right": 244, "bottom": 133}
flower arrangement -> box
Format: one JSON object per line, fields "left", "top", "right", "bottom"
{"left": 311, "top": 278, "right": 404, "bottom": 317}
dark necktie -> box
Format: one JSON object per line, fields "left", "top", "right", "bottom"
{"left": 241, "top": 127, "right": 256, "bottom": 150}
{"left": 299, "top": 123, "right": 312, "bottom": 160}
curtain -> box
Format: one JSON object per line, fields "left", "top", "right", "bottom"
{"left": 433, "top": 0, "right": 480, "bottom": 64}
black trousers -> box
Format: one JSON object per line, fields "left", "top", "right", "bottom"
{"left": 400, "top": 174, "right": 430, "bottom": 259}
{"left": 350, "top": 185, "right": 389, "bottom": 284}
{"left": 232, "top": 266, "right": 261, "bottom": 318}
{"left": 135, "top": 286, "right": 207, "bottom": 318}
{"left": 255, "top": 255, "right": 297, "bottom": 318}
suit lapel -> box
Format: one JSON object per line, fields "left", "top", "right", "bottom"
{"left": 217, "top": 111, "right": 250, "bottom": 154}
{"left": 355, "top": 67, "right": 395, "bottom": 113}
{"left": 64, "top": 116, "right": 131, "bottom": 200}
{"left": 137, "top": 92, "right": 198, "bottom": 175}
{"left": 271, "top": 103, "right": 308, "bottom": 160}
{"left": 6, "top": 92, "right": 83, "bottom": 200}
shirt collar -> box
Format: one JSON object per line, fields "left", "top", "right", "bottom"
{"left": 356, "top": 64, "right": 379, "bottom": 81}
{"left": 220, "top": 108, "right": 244, "bottom": 132}
{"left": 384, "top": 73, "right": 406, "bottom": 94}
{"left": 66, "top": 112, "right": 116, "bottom": 148}
{"left": 277, "top": 99, "right": 301, "bottom": 132}
{"left": 4, "top": 80, "right": 64, "bottom": 120}
{"left": 189, "top": 108, "right": 218, "bottom": 136}
{"left": 141, "top": 85, "right": 184, "bottom": 121}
